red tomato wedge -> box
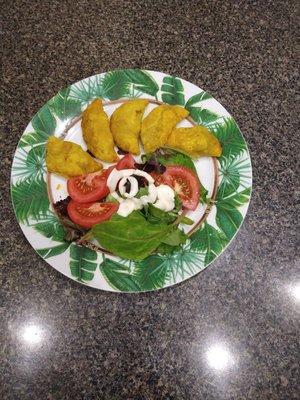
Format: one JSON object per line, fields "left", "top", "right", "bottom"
{"left": 67, "top": 200, "right": 118, "bottom": 228}
{"left": 116, "top": 154, "right": 135, "bottom": 170}
{"left": 162, "top": 166, "right": 200, "bottom": 210}
{"left": 67, "top": 167, "right": 114, "bottom": 203}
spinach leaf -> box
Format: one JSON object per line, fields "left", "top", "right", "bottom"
{"left": 147, "top": 204, "right": 178, "bottom": 225}
{"left": 180, "top": 216, "right": 194, "bottom": 225}
{"left": 156, "top": 228, "right": 188, "bottom": 254}
{"left": 136, "top": 187, "right": 149, "bottom": 198}
{"left": 174, "top": 194, "right": 182, "bottom": 213}
{"left": 161, "top": 228, "right": 188, "bottom": 246}
{"left": 200, "top": 186, "right": 209, "bottom": 204}
{"left": 156, "top": 243, "right": 181, "bottom": 255}
{"left": 157, "top": 149, "right": 197, "bottom": 174}
{"left": 146, "top": 199, "right": 193, "bottom": 226}
{"left": 91, "top": 211, "right": 172, "bottom": 261}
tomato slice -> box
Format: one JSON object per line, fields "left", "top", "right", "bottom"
{"left": 67, "top": 167, "right": 114, "bottom": 203}
{"left": 67, "top": 200, "right": 118, "bottom": 228}
{"left": 116, "top": 154, "right": 135, "bottom": 170}
{"left": 104, "top": 165, "right": 115, "bottom": 176}
{"left": 67, "top": 155, "right": 136, "bottom": 204}
{"left": 162, "top": 166, "right": 200, "bottom": 210}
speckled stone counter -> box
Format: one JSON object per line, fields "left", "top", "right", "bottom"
{"left": 1, "top": 1, "right": 299, "bottom": 399}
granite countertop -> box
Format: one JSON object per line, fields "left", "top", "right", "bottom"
{"left": 1, "top": 1, "right": 299, "bottom": 399}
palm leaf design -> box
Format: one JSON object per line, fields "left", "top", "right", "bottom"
{"left": 218, "top": 153, "right": 251, "bottom": 198}
{"left": 187, "top": 107, "right": 220, "bottom": 127}
{"left": 133, "top": 254, "right": 171, "bottom": 290}
{"left": 69, "top": 78, "right": 96, "bottom": 104}
{"left": 35, "top": 213, "right": 70, "bottom": 259}
{"left": 99, "top": 257, "right": 141, "bottom": 291}
{"left": 211, "top": 118, "right": 246, "bottom": 158}
{"left": 215, "top": 187, "right": 251, "bottom": 240}
{"left": 127, "top": 245, "right": 205, "bottom": 289}
{"left": 90, "top": 74, "right": 104, "bottom": 98}
{"left": 185, "top": 91, "right": 212, "bottom": 108}
{"left": 18, "top": 130, "right": 50, "bottom": 148}
{"left": 161, "top": 76, "right": 185, "bottom": 105}
{"left": 37, "top": 243, "right": 70, "bottom": 259}
{"left": 36, "top": 242, "right": 70, "bottom": 259}
{"left": 34, "top": 212, "right": 66, "bottom": 242}
{"left": 49, "top": 87, "right": 82, "bottom": 120}
{"left": 100, "top": 70, "right": 131, "bottom": 100}
{"left": 167, "top": 245, "right": 205, "bottom": 283}
{"left": 219, "top": 187, "right": 251, "bottom": 207}
{"left": 69, "top": 244, "right": 97, "bottom": 282}
{"left": 185, "top": 91, "right": 221, "bottom": 127}
{"left": 189, "top": 222, "right": 228, "bottom": 266}
{"left": 117, "top": 258, "right": 136, "bottom": 274}
{"left": 215, "top": 204, "right": 243, "bottom": 241}
{"left": 11, "top": 176, "right": 49, "bottom": 223}
{"left": 18, "top": 104, "right": 56, "bottom": 148}
{"left": 31, "top": 104, "right": 56, "bottom": 134}
{"left": 123, "top": 69, "right": 159, "bottom": 97}
{"left": 215, "top": 151, "right": 251, "bottom": 239}
{"left": 12, "top": 145, "right": 46, "bottom": 179}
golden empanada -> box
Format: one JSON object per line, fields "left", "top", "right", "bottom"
{"left": 110, "top": 99, "right": 149, "bottom": 154}
{"left": 166, "top": 126, "right": 222, "bottom": 157}
{"left": 141, "top": 104, "right": 189, "bottom": 153}
{"left": 81, "top": 99, "right": 118, "bottom": 162}
{"left": 46, "top": 136, "right": 102, "bottom": 178}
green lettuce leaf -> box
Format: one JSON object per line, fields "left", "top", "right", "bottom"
{"left": 156, "top": 242, "right": 182, "bottom": 255}
{"left": 91, "top": 211, "right": 173, "bottom": 261}
{"left": 161, "top": 228, "right": 188, "bottom": 246}
{"left": 146, "top": 204, "right": 178, "bottom": 225}
{"left": 157, "top": 149, "right": 197, "bottom": 174}
{"left": 135, "top": 187, "right": 149, "bottom": 198}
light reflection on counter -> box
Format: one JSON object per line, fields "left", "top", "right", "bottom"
{"left": 21, "top": 324, "right": 44, "bottom": 345}
{"left": 206, "top": 344, "right": 234, "bottom": 370}
{"left": 289, "top": 282, "right": 300, "bottom": 302}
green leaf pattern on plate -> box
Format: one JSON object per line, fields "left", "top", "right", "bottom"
{"left": 211, "top": 118, "right": 247, "bottom": 158}
{"left": 12, "top": 145, "right": 46, "bottom": 179}
{"left": 215, "top": 187, "right": 251, "bottom": 241}
{"left": 185, "top": 90, "right": 221, "bottom": 128}
{"left": 185, "top": 91, "right": 213, "bottom": 108}
{"left": 123, "top": 69, "right": 159, "bottom": 97}
{"left": 11, "top": 69, "right": 252, "bottom": 291}
{"left": 134, "top": 254, "right": 171, "bottom": 291}
{"left": 34, "top": 212, "right": 67, "bottom": 242}
{"left": 189, "top": 222, "right": 228, "bottom": 266}
{"left": 11, "top": 176, "right": 49, "bottom": 223}
{"left": 100, "top": 257, "right": 142, "bottom": 292}
{"left": 161, "top": 75, "right": 185, "bottom": 105}
{"left": 69, "top": 244, "right": 98, "bottom": 282}
{"left": 18, "top": 104, "right": 56, "bottom": 148}
{"left": 49, "top": 87, "right": 82, "bottom": 121}
{"left": 34, "top": 212, "right": 71, "bottom": 259}
{"left": 37, "top": 242, "right": 71, "bottom": 259}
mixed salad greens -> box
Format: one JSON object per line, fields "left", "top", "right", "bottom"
{"left": 53, "top": 149, "right": 209, "bottom": 261}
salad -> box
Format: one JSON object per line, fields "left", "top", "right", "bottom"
{"left": 46, "top": 99, "right": 221, "bottom": 261}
